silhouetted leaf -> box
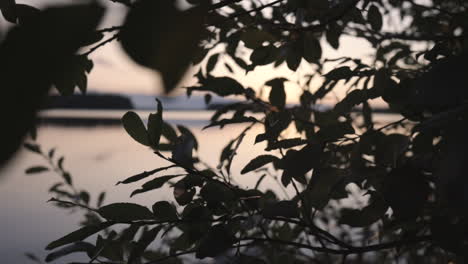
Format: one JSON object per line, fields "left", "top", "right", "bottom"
{"left": 367, "top": 5, "right": 383, "bottom": 31}
{"left": 46, "top": 222, "right": 113, "bottom": 250}
{"left": 23, "top": 143, "right": 41, "bottom": 154}
{"left": 122, "top": 111, "right": 150, "bottom": 146}
{"left": 174, "top": 181, "right": 196, "bottom": 206}
{"left": 250, "top": 45, "right": 279, "bottom": 67}
{"left": 52, "top": 55, "right": 93, "bottom": 95}
{"left": 286, "top": 45, "right": 302, "bottom": 71}
{"left": 262, "top": 201, "right": 299, "bottom": 218}
{"left": 116, "top": 165, "right": 175, "bottom": 185}
{"left": 128, "top": 226, "right": 162, "bottom": 264}
{"left": 303, "top": 168, "right": 346, "bottom": 210}
{"left": 383, "top": 164, "right": 429, "bottom": 219}
{"left": 25, "top": 166, "right": 49, "bottom": 174}
{"left": 0, "top": 3, "right": 104, "bottom": 166}
{"left": 206, "top": 53, "right": 219, "bottom": 73}
{"left": 98, "top": 203, "right": 154, "bottom": 221}
{"left": 177, "top": 125, "right": 198, "bottom": 150}
{"left": 97, "top": 192, "right": 106, "bottom": 207}
{"left": 195, "top": 224, "right": 236, "bottom": 259}
{"left": 45, "top": 242, "right": 94, "bottom": 262}
{"left": 241, "top": 155, "right": 280, "bottom": 174}
{"left": 148, "top": 99, "right": 163, "bottom": 148}
{"left": 120, "top": 0, "right": 206, "bottom": 93}
{"left": 200, "top": 182, "right": 235, "bottom": 204}
{"left": 266, "top": 78, "right": 287, "bottom": 109}
{"left": 325, "top": 66, "right": 353, "bottom": 80}
{"left": 62, "top": 172, "right": 72, "bottom": 185}
{"left": 24, "top": 252, "right": 41, "bottom": 263}
{"left": 326, "top": 23, "right": 341, "bottom": 49}
{"left": 57, "top": 156, "right": 65, "bottom": 170}
{"left": 152, "top": 201, "right": 178, "bottom": 222}
{"left": 265, "top": 138, "right": 307, "bottom": 151}
{"left": 333, "top": 89, "right": 367, "bottom": 115}
{"left": 339, "top": 194, "right": 388, "bottom": 227}
{"left": 204, "top": 116, "right": 258, "bottom": 129}
{"left": 281, "top": 144, "right": 322, "bottom": 186}
{"left": 131, "top": 175, "right": 182, "bottom": 197}
{"left": 375, "top": 133, "right": 409, "bottom": 167}
{"left": 162, "top": 122, "right": 178, "bottom": 143}
{"left": 303, "top": 33, "right": 322, "bottom": 62}
{"left": 241, "top": 28, "right": 275, "bottom": 49}
{"left": 188, "top": 77, "right": 245, "bottom": 97}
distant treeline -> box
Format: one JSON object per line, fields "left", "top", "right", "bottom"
{"left": 43, "top": 94, "right": 134, "bottom": 110}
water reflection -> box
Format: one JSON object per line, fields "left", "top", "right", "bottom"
{"left": 0, "top": 111, "right": 402, "bottom": 263}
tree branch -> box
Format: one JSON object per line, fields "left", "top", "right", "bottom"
{"left": 243, "top": 235, "right": 431, "bottom": 255}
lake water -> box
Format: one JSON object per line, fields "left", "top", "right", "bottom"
{"left": 0, "top": 110, "right": 402, "bottom": 264}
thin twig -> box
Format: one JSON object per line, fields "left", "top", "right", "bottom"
{"left": 82, "top": 34, "right": 119, "bottom": 56}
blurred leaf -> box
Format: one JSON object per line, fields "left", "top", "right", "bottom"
{"left": 286, "top": 44, "right": 302, "bottom": 71}
{"left": 162, "top": 122, "right": 178, "bottom": 143}
{"left": 120, "top": 0, "right": 206, "bottom": 93}
{"left": 200, "top": 182, "right": 235, "bottom": 204}
{"left": 23, "top": 143, "right": 41, "bottom": 154}
{"left": 325, "top": 66, "right": 353, "bottom": 80}
{"left": 97, "top": 192, "right": 106, "bottom": 207}
{"left": 206, "top": 53, "right": 219, "bottom": 73}
{"left": 98, "top": 203, "right": 154, "bottom": 221}
{"left": 250, "top": 45, "right": 279, "bottom": 67}
{"left": 383, "top": 164, "right": 429, "bottom": 219}
{"left": 241, "top": 155, "right": 280, "bottom": 174}
{"left": 128, "top": 226, "right": 162, "bottom": 264}
{"left": 52, "top": 55, "right": 93, "bottom": 95}
{"left": 265, "top": 138, "right": 307, "bottom": 151}
{"left": 241, "top": 28, "right": 275, "bottom": 49}
{"left": 303, "top": 168, "right": 346, "bottom": 210}
{"left": 302, "top": 32, "right": 322, "bottom": 62}
{"left": 174, "top": 182, "right": 196, "bottom": 206}
{"left": 367, "top": 5, "right": 383, "bottom": 31}
{"left": 266, "top": 78, "right": 287, "bottom": 109}
{"left": 46, "top": 222, "right": 113, "bottom": 250}
{"left": 262, "top": 200, "right": 299, "bottom": 218}
{"left": 0, "top": 3, "right": 104, "bottom": 167}
{"left": 25, "top": 166, "right": 49, "bottom": 174}
{"left": 122, "top": 111, "right": 150, "bottom": 146}
{"left": 195, "top": 224, "right": 236, "bottom": 259}
{"left": 281, "top": 144, "right": 322, "bottom": 186}
{"left": 48, "top": 148, "right": 55, "bottom": 159}
{"left": 177, "top": 125, "right": 198, "bottom": 150}
{"left": 62, "top": 172, "right": 72, "bottom": 185}
{"left": 24, "top": 252, "right": 41, "bottom": 263}
{"left": 79, "top": 191, "right": 90, "bottom": 205}
{"left": 375, "top": 133, "right": 409, "bottom": 167}
{"left": 187, "top": 77, "right": 245, "bottom": 97}
{"left": 339, "top": 194, "right": 388, "bottom": 227}
{"left": 333, "top": 89, "right": 367, "bottom": 115}
{"left": 45, "top": 241, "right": 94, "bottom": 262}
{"left": 326, "top": 23, "right": 341, "bottom": 49}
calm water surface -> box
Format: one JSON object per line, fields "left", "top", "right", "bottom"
{"left": 0, "top": 110, "right": 402, "bottom": 263}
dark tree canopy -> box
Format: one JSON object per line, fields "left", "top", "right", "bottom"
{"left": 4, "top": 0, "right": 468, "bottom": 263}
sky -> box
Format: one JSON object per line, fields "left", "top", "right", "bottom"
{"left": 3, "top": 0, "right": 380, "bottom": 103}
{"left": 81, "top": 0, "right": 377, "bottom": 102}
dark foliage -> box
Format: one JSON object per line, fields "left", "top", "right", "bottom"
{"left": 6, "top": 0, "right": 468, "bottom": 263}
